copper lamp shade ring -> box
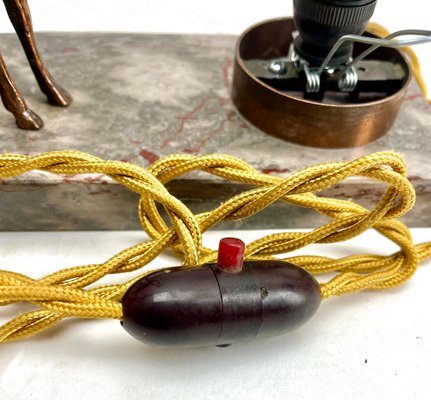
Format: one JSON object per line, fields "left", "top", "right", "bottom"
{"left": 231, "top": 18, "right": 411, "bottom": 148}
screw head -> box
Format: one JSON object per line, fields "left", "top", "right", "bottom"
{"left": 268, "top": 61, "right": 287, "bottom": 75}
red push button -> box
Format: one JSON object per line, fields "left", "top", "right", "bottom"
{"left": 217, "top": 237, "right": 245, "bottom": 273}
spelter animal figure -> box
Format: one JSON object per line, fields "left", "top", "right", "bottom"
{"left": 0, "top": 0, "right": 72, "bottom": 129}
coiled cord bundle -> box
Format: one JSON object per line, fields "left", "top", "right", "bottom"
{"left": 0, "top": 150, "right": 430, "bottom": 343}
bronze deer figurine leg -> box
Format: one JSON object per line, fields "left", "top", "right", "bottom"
{"left": 3, "top": 0, "right": 72, "bottom": 108}
{"left": 0, "top": 50, "right": 43, "bottom": 129}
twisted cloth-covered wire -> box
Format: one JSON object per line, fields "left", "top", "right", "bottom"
{"left": 367, "top": 22, "right": 431, "bottom": 105}
{"left": 0, "top": 150, "right": 430, "bottom": 343}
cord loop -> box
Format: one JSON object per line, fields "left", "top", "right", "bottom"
{"left": 0, "top": 150, "right": 430, "bottom": 343}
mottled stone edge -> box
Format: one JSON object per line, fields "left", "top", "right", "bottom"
{"left": 1, "top": 178, "right": 429, "bottom": 230}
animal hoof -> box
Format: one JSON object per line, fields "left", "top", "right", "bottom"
{"left": 15, "top": 109, "right": 44, "bottom": 130}
{"left": 47, "top": 85, "right": 73, "bottom": 107}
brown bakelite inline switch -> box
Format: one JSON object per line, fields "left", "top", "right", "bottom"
{"left": 121, "top": 238, "right": 321, "bottom": 347}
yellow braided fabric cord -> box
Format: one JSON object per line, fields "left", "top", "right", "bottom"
{"left": 367, "top": 22, "right": 431, "bottom": 105}
{"left": 0, "top": 150, "right": 430, "bottom": 343}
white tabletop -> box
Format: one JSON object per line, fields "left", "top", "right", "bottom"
{"left": 1, "top": 229, "right": 431, "bottom": 400}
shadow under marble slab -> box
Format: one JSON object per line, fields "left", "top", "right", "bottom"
{"left": 0, "top": 32, "right": 430, "bottom": 230}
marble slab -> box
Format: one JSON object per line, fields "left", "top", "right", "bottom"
{"left": 0, "top": 32, "right": 430, "bottom": 230}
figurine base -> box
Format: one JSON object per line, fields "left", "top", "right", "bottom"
{"left": 0, "top": 32, "right": 430, "bottom": 230}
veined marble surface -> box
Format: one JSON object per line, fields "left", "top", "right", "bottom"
{"left": 0, "top": 33, "right": 429, "bottom": 230}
